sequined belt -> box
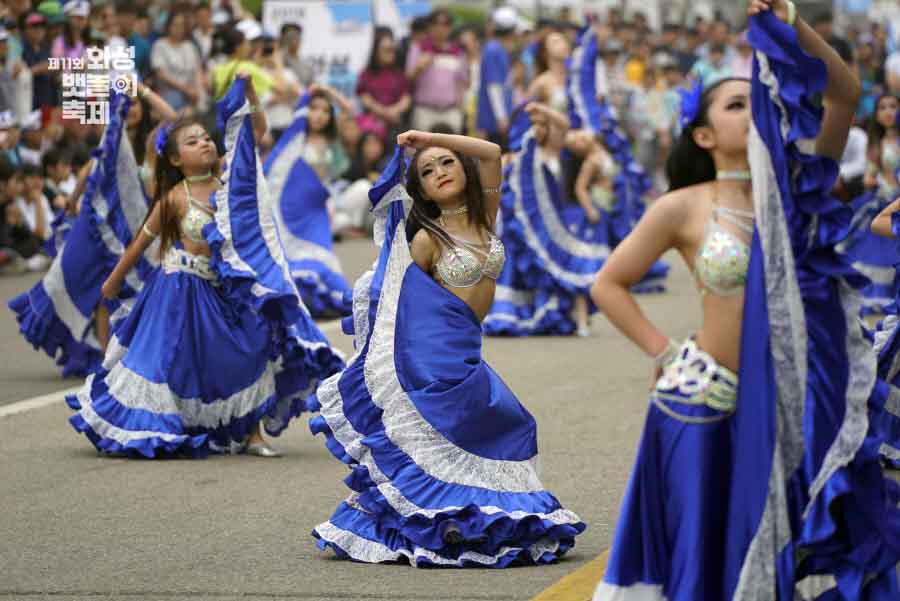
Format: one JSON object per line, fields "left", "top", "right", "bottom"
{"left": 162, "top": 247, "right": 217, "bottom": 281}
{"left": 651, "top": 338, "right": 737, "bottom": 424}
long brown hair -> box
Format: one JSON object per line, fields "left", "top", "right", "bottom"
{"left": 405, "top": 147, "right": 492, "bottom": 248}
{"left": 146, "top": 117, "right": 211, "bottom": 254}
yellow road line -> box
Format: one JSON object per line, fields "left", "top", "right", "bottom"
{"left": 532, "top": 549, "right": 609, "bottom": 601}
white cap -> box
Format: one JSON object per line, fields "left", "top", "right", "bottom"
{"left": 21, "top": 110, "right": 42, "bottom": 131}
{"left": 492, "top": 7, "right": 519, "bottom": 33}
{"left": 0, "top": 110, "right": 18, "bottom": 129}
{"left": 236, "top": 19, "right": 263, "bottom": 42}
{"left": 0, "top": 28, "right": 8, "bottom": 42}
{"left": 63, "top": 0, "right": 90, "bottom": 18}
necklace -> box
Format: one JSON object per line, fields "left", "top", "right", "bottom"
{"left": 440, "top": 204, "right": 468, "bottom": 216}
{"left": 716, "top": 170, "right": 751, "bottom": 181}
{"left": 186, "top": 171, "right": 213, "bottom": 183}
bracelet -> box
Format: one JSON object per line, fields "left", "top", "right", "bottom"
{"left": 653, "top": 338, "right": 680, "bottom": 370}
{"left": 785, "top": 0, "right": 797, "bottom": 27}
{"left": 248, "top": 103, "right": 260, "bottom": 113}
{"left": 142, "top": 223, "right": 158, "bottom": 239}
{"left": 483, "top": 186, "right": 501, "bottom": 194}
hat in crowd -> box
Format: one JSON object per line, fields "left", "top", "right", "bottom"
{"left": 63, "top": 0, "right": 91, "bottom": 18}
{"left": 236, "top": 19, "right": 263, "bottom": 42}
{"left": 37, "top": 1, "right": 65, "bottom": 24}
{"left": 0, "top": 28, "right": 8, "bottom": 42}
{"left": 601, "top": 39, "right": 624, "bottom": 55}
{"left": 492, "top": 6, "right": 520, "bottom": 33}
{"left": 21, "top": 111, "right": 42, "bottom": 132}
{"left": 0, "top": 111, "right": 18, "bottom": 129}
{"left": 25, "top": 12, "right": 47, "bottom": 27}
{"left": 212, "top": 11, "right": 231, "bottom": 26}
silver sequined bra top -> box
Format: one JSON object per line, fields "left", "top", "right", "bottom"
{"left": 435, "top": 232, "right": 506, "bottom": 289}
{"left": 180, "top": 180, "right": 215, "bottom": 243}
{"left": 694, "top": 203, "right": 754, "bottom": 297}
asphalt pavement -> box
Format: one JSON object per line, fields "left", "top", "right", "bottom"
{"left": 1, "top": 240, "right": 890, "bottom": 601}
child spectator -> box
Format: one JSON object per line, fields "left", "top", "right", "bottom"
{"left": 4, "top": 162, "right": 49, "bottom": 270}
{"left": 42, "top": 148, "right": 74, "bottom": 212}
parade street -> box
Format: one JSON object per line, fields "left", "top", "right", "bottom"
{"left": 0, "top": 240, "right": 893, "bottom": 601}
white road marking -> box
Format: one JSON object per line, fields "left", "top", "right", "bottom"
{"left": 0, "top": 319, "right": 346, "bottom": 418}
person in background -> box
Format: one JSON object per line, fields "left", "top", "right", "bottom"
{"left": 258, "top": 32, "right": 301, "bottom": 147}
{"left": 51, "top": 0, "right": 89, "bottom": 62}
{"left": 406, "top": 9, "right": 469, "bottom": 134}
{"left": 689, "top": 42, "right": 732, "bottom": 87}
{"left": 0, "top": 111, "right": 22, "bottom": 167}
{"left": 116, "top": 2, "right": 150, "bottom": 79}
{"left": 8, "top": 162, "right": 50, "bottom": 270}
{"left": 332, "top": 130, "right": 387, "bottom": 239}
{"left": 149, "top": 7, "right": 203, "bottom": 113}
{"left": 191, "top": 2, "right": 214, "bottom": 63}
{"left": 20, "top": 11, "right": 55, "bottom": 120}
{"left": 356, "top": 27, "right": 410, "bottom": 144}
{"left": 811, "top": 10, "right": 853, "bottom": 70}
{"left": 279, "top": 23, "right": 313, "bottom": 91}
{"left": 98, "top": 3, "right": 125, "bottom": 49}
{"left": 678, "top": 27, "right": 702, "bottom": 75}
{"left": 42, "top": 148, "right": 73, "bottom": 212}
{"left": 454, "top": 24, "right": 482, "bottom": 136}
{"left": 730, "top": 30, "right": 754, "bottom": 79}
{"left": 623, "top": 39, "right": 652, "bottom": 86}
{"left": 398, "top": 14, "right": 429, "bottom": 73}
{"left": 477, "top": 6, "right": 518, "bottom": 146}
{"left": 18, "top": 110, "right": 44, "bottom": 167}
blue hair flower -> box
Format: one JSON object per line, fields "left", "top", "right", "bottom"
{"left": 678, "top": 79, "right": 705, "bottom": 131}
{"left": 154, "top": 123, "right": 173, "bottom": 157}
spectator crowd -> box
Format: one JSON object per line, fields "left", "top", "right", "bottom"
{"left": 0, "top": 0, "right": 897, "bottom": 274}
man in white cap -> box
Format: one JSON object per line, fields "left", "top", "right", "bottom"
{"left": 477, "top": 6, "right": 520, "bottom": 147}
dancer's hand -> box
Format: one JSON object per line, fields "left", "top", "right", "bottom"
{"left": 586, "top": 205, "right": 600, "bottom": 224}
{"left": 101, "top": 277, "right": 122, "bottom": 300}
{"left": 396, "top": 130, "right": 434, "bottom": 150}
{"left": 747, "top": 0, "right": 790, "bottom": 23}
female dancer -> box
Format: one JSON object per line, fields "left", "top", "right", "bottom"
{"left": 485, "top": 102, "right": 604, "bottom": 336}
{"left": 309, "top": 129, "right": 585, "bottom": 566}
{"left": 528, "top": 30, "right": 570, "bottom": 114}
{"left": 836, "top": 93, "right": 900, "bottom": 315}
{"left": 263, "top": 87, "right": 355, "bottom": 318}
{"left": 8, "top": 87, "right": 169, "bottom": 376}
{"left": 592, "top": 2, "right": 900, "bottom": 599}
{"left": 67, "top": 75, "right": 344, "bottom": 458}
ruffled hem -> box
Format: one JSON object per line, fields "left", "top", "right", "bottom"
{"left": 483, "top": 289, "right": 575, "bottom": 337}
{"left": 66, "top": 366, "right": 287, "bottom": 458}
{"left": 307, "top": 399, "right": 585, "bottom": 564}
{"left": 313, "top": 503, "right": 580, "bottom": 568}
{"left": 740, "top": 13, "right": 900, "bottom": 597}
{"left": 293, "top": 267, "right": 353, "bottom": 319}
{"left": 8, "top": 284, "right": 101, "bottom": 378}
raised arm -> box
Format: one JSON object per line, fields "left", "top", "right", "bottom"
{"left": 748, "top": 0, "right": 861, "bottom": 161}
{"left": 872, "top": 197, "right": 900, "bottom": 239}
{"left": 137, "top": 83, "right": 179, "bottom": 123}
{"left": 101, "top": 199, "right": 163, "bottom": 299}
{"left": 575, "top": 157, "right": 601, "bottom": 223}
{"left": 237, "top": 72, "right": 268, "bottom": 143}
{"left": 66, "top": 159, "right": 95, "bottom": 215}
{"left": 526, "top": 102, "right": 570, "bottom": 150}
{"left": 591, "top": 191, "right": 686, "bottom": 361}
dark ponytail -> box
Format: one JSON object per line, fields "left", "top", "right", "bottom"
{"left": 665, "top": 77, "right": 747, "bottom": 192}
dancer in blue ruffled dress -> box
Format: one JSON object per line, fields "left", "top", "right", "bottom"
{"left": 592, "top": 1, "right": 900, "bottom": 599}
{"left": 8, "top": 86, "right": 175, "bottom": 377}
{"left": 309, "top": 129, "right": 585, "bottom": 566}
{"left": 485, "top": 103, "right": 607, "bottom": 336}
{"left": 263, "top": 86, "right": 355, "bottom": 318}
{"left": 67, "top": 75, "right": 344, "bottom": 458}
{"left": 836, "top": 93, "right": 900, "bottom": 316}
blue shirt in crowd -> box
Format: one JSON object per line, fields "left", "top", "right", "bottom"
{"left": 477, "top": 39, "right": 512, "bottom": 136}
